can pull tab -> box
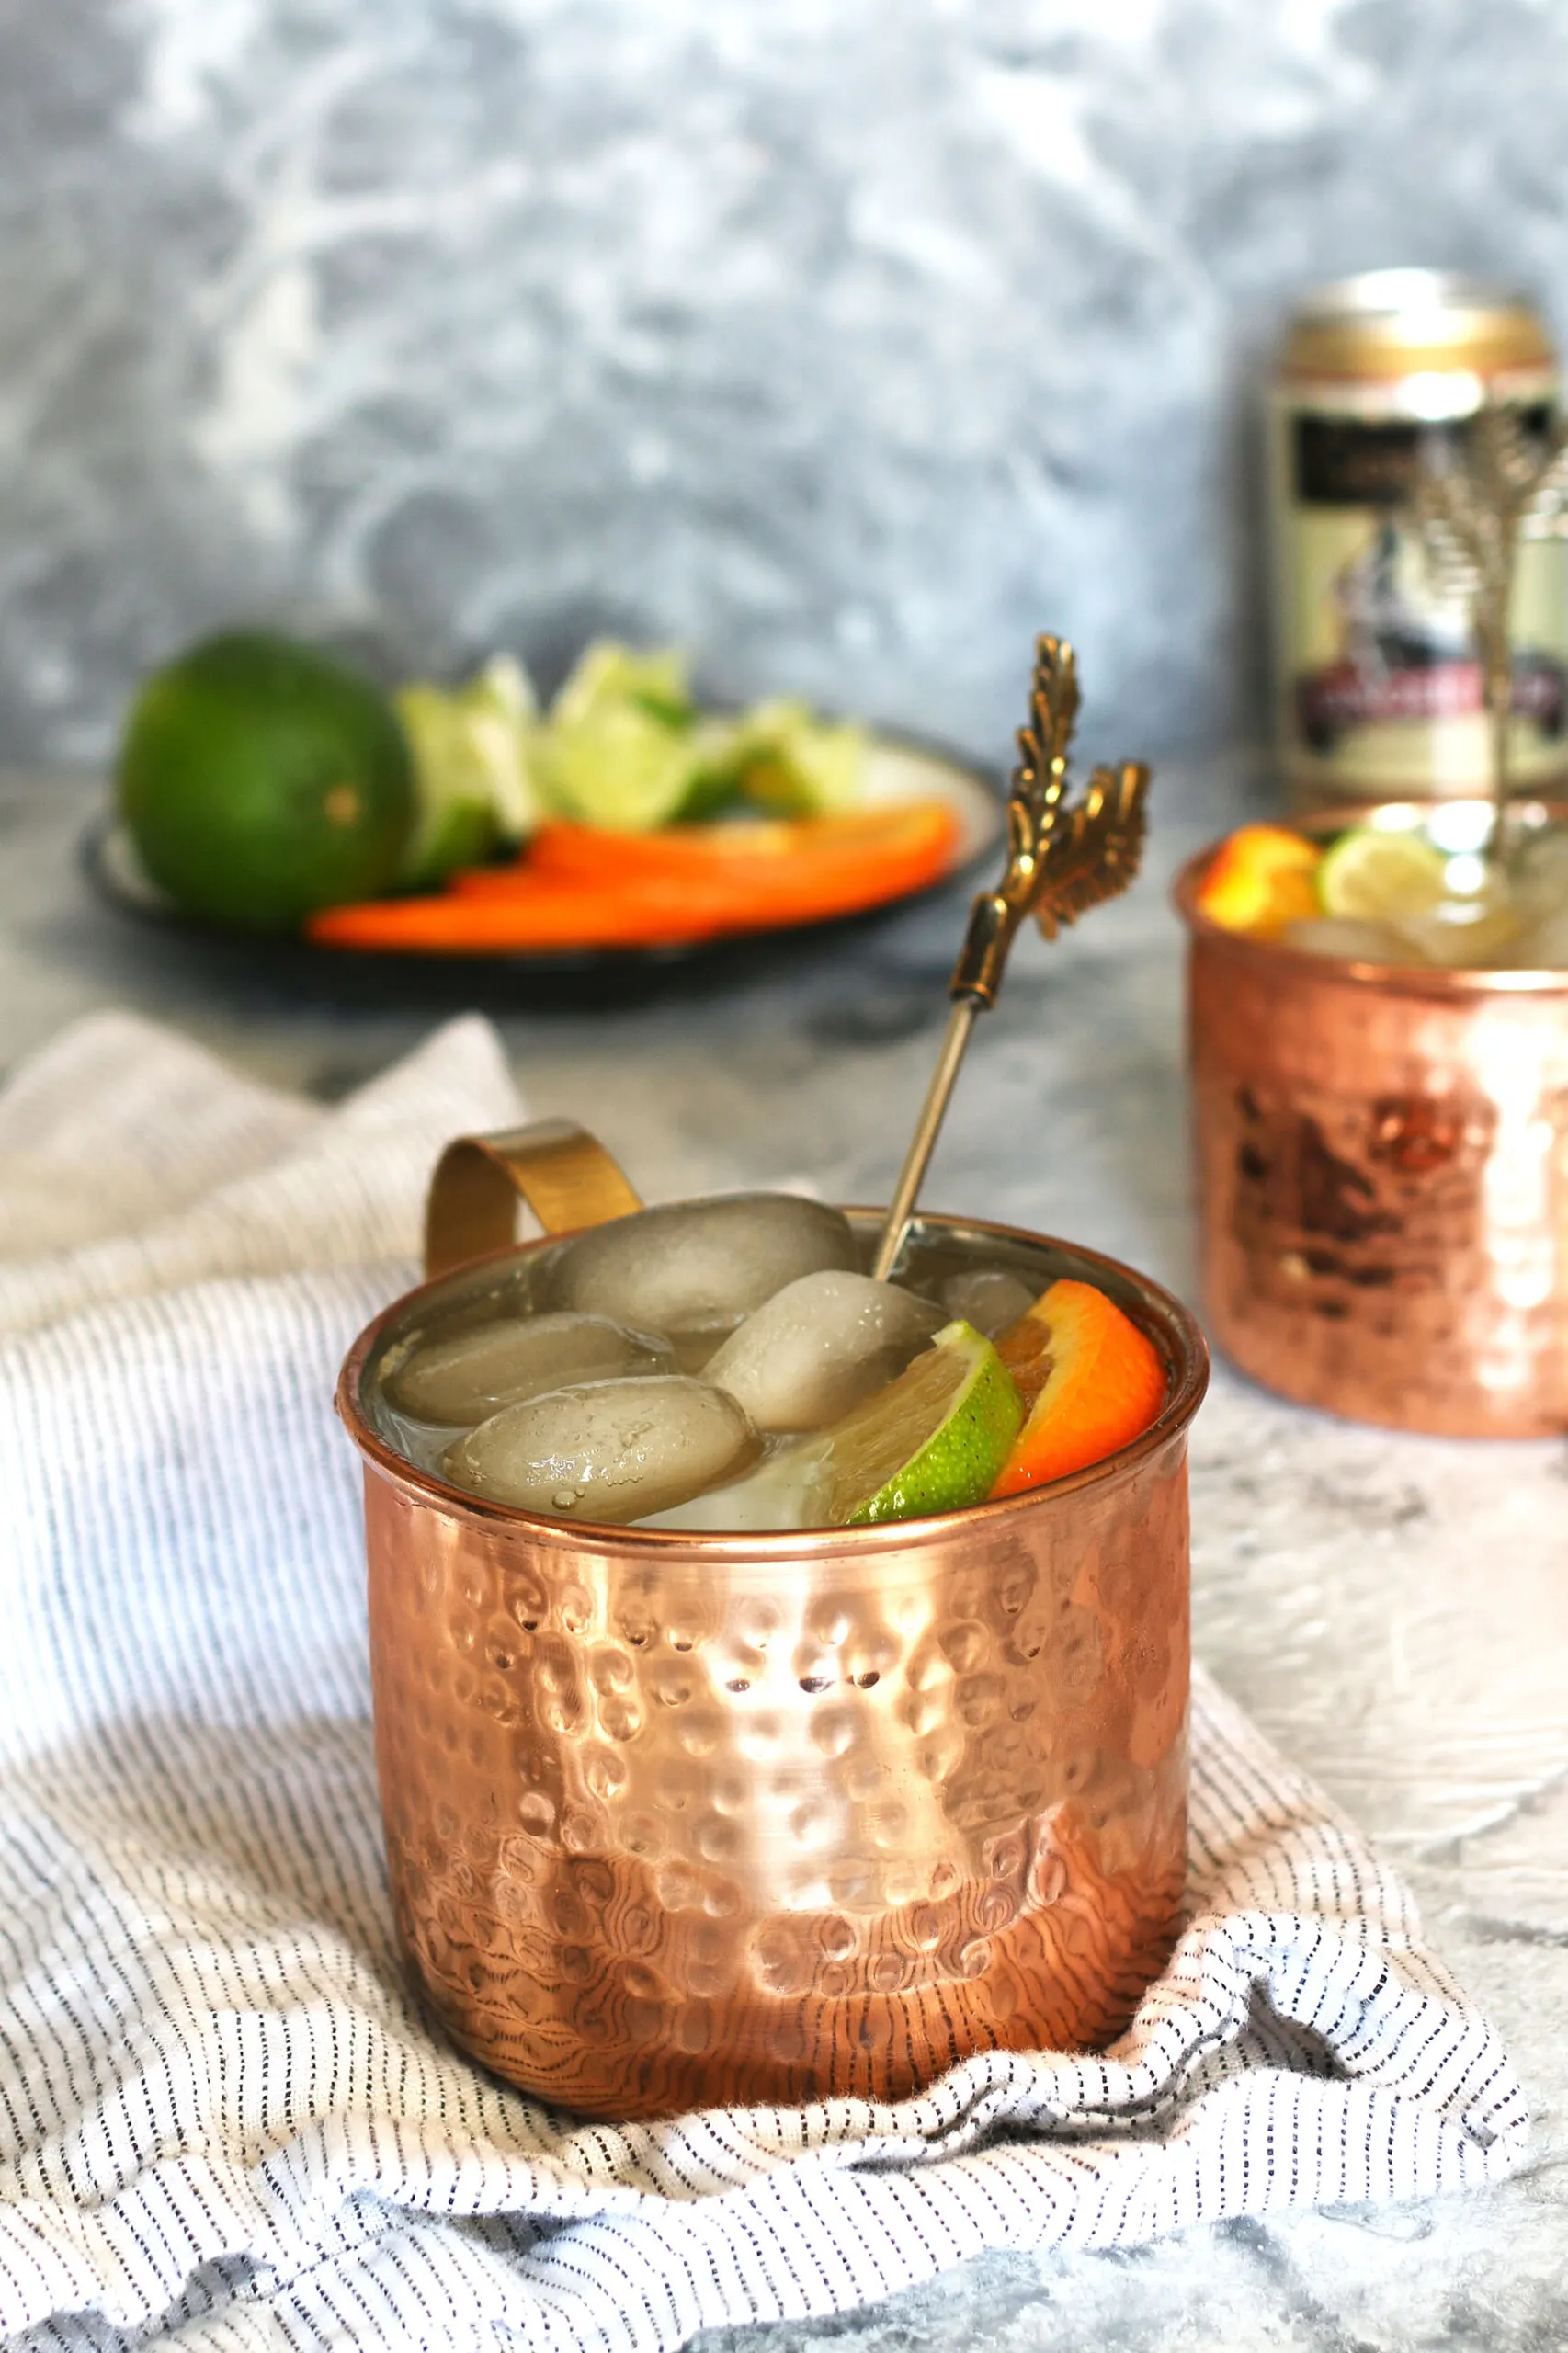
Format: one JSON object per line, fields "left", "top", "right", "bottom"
{"left": 424, "top": 1120, "right": 642, "bottom": 1277}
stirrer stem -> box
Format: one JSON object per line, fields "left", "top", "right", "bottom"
{"left": 1483, "top": 632, "right": 1513, "bottom": 863}
{"left": 864, "top": 635, "right": 1147, "bottom": 1290}
{"left": 870, "top": 996, "right": 980, "bottom": 1281}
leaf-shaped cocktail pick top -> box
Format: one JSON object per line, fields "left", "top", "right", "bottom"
{"left": 1408, "top": 401, "right": 1568, "bottom": 849}
{"left": 869, "top": 636, "right": 1151, "bottom": 1281}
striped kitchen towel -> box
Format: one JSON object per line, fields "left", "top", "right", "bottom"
{"left": 0, "top": 1013, "right": 1527, "bottom": 2353}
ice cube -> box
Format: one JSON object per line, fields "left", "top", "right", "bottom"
{"left": 542, "top": 1194, "right": 858, "bottom": 1339}
{"left": 1513, "top": 905, "right": 1568, "bottom": 969}
{"left": 1514, "top": 824, "right": 1568, "bottom": 921}
{"left": 1396, "top": 897, "right": 1522, "bottom": 968}
{"left": 703, "top": 1270, "right": 942, "bottom": 1432}
{"left": 639, "top": 1437, "right": 830, "bottom": 1530}
{"left": 937, "top": 1267, "right": 1036, "bottom": 1338}
{"left": 385, "top": 1310, "right": 674, "bottom": 1425}
{"left": 663, "top": 1319, "right": 747, "bottom": 1375}
{"left": 444, "top": 1376, "right": 758, "bottom": 1521}
{"left": 1278, "top": 916, "right": 1426, "bottom": 964}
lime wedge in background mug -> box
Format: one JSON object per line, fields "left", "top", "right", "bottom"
{"left": 1317, "top": 826, "right": 1448, "bottom": 923}
{"left": 117, "top": 631, "right": 415, "bottom": 932}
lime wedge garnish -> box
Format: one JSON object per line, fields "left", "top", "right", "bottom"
{"left": 1318, "top": 825, "right": 1448, "bottom": 922}
{"left": 818, "top": 1319, "right": 1023, "bottom": 1525}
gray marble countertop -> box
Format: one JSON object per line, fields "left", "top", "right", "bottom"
{"left": 2, "top": 763, "right": 1564, "bottom": 2350}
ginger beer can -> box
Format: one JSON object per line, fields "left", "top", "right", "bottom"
{"left": 1269, "top": 267, "right": 1566, "bottom": 807}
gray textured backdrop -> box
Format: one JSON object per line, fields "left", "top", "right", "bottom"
{"left": 2, "top": 0, "right": 1564, "bottom": 773}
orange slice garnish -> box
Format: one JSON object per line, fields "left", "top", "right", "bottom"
{"left": 1194, "top": 823, "right": 1321, "bottom": 937}
{"left": 989, "top": 1278, "right": 1167, "bottom": 1496}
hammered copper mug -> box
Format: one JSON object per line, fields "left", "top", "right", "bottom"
{"left": 1176, "top": 838, "right": 1568, "bottom": 1437}
{"left": 337, "top": 1122, "right": 1209, "bottom": 2120}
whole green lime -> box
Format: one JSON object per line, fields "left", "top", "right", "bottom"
{"left": 118, "top": 631, "right": 415, "bottom": 932}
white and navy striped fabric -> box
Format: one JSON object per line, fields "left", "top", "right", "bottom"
{"left": 0, "top": 1014, "right": 1528, "bottom": 2352}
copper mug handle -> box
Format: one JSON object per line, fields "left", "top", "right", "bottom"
{"left": 424, "top": 1120, "right": 643, "bottom": 1278}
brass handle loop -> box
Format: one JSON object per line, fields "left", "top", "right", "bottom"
{"left": 424, "top": 1120, "right": 643, "bottom": 1278}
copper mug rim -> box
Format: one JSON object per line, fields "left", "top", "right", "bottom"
{"left": 336, "top": 1204, "right": 1210, "bottom": 1556}
{"left": 1174, "top": 808, "right": 1568, "bottom": 999}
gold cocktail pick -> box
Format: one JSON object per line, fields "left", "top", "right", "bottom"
{"left": 1408, "top": 400, "right": 1568, "bottom": 856}
{"left": 869, "top": 635, "right": 1150, "bottom": 1282}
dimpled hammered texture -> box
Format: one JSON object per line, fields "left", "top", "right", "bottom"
{"left": 344, "top": 1213, "right": 1204, "bottom": 2120}
{"left": 363, "top": 1448, "right": 1189, "bottom": 2118}
{"left": 1180, "top": 851, "right": 1568, "bottom": 1437}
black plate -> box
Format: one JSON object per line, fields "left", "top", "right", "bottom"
{"left": 84, "top": 735, "right": 1003, "bottom": 995}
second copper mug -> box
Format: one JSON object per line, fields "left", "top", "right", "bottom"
{"left": 1177, "top": 839, "right": 1568, "bottom": 1437}
{"left": 338, "top": 1123, "right": 1209, "bottom": 2120}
